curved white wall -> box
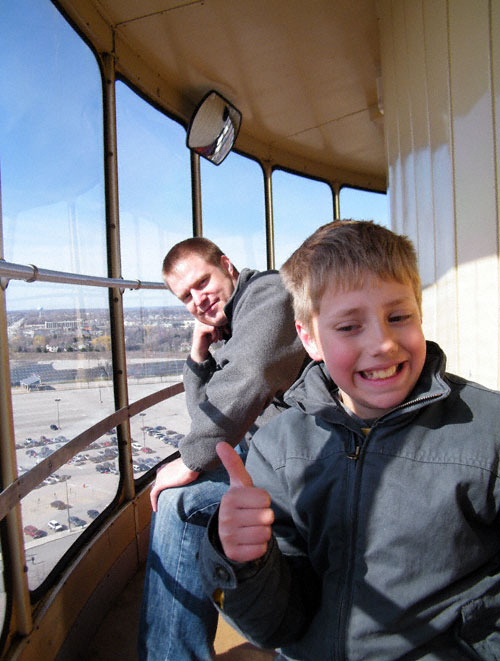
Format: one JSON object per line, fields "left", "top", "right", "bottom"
{"left": 379, "top": 0, "right": 500, "bottom": 389}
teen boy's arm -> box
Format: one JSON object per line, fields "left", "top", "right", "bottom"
{"left": 198, "top": 442, "right": 319, "bottom": 649}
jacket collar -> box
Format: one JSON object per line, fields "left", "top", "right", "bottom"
{"left": 284, "top": 340, "right": 450, "bottom": 428}
{"left": 223, "top": 268, "right": 259, "bottom": 330}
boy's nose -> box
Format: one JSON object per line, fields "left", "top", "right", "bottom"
{"left": 369, "top": 324, "right": 397, "bottom": 355}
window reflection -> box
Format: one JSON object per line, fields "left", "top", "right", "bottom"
{"left": 131, "top": 396, "right": 190, "bottom": 478}
{"left": 22, "top": 432, "right": 120, "bottom": 590}
{"left": 0, "top": 0, "right": 106, "bottom": 275}
{"left": 201, "top": 152, "right": 266, "bottom": 271}
{"left": 339, "top": 186, "right": 389, "bottom": 227}
{"left": 272, "top": 169, "right": 333, "bottom": 268}
{"left": 123, "top": 289, "right": 191, "bottom": 474}
{"left": 7, "top": 281, "right": 118, "bottom": 589}
{"left": 116, "top": 80, "right": 192, "bottom": 284}
{"left": 0, "top": 554, "right": 5, "bottom": 627}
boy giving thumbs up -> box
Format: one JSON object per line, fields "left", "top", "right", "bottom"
{"left": 216, "top": 442, "right": 274, "bottom": 563}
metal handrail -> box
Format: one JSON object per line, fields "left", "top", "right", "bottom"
{"left": 0, "top": 381, "right": 184, "bottom": 522}
{"left": 0, "top": 259, "right": 165, "bottom": 290}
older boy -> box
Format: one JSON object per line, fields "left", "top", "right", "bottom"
{"left": 199, "top": 221, "right": 500, "bottom": 660}
{"left": 138, "top": 237, "right": 306, "bottom": 660}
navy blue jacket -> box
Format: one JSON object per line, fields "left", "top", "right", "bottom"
{"left": 200, "top": 342, "right": 500, "bottom": 659}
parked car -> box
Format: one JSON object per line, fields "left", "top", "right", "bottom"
{"left": 50, "top": 500, "right": 68, "bottom": 510}
{"left": 141, "top": 446, "right": 154, "bottom": 454}
{"left": 164, "top": 434, "right": 182, "bottom": 448}
{"left": 131, "top": 442, "right": 142, "bottom": 451}
{"left": 87, "top": 509, "right": 99, "bottom": 519}
{"left": 33, "top": 529, "right": 47, "bottom": 539}
{"left": 23, "top": 525, "right": 38, "bottom": 537}
{"left": 48, "top": 520, "right": 64, "bottom": 532}
{"left": 69, "top": 516, "right": 86, "bottom": 527}
{"left": 50, "top": 424, "right": 58, "bottom": 430}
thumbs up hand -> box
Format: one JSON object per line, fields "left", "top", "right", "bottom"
{"left": 217, "top": 442, "right": 274, "bottom": 563}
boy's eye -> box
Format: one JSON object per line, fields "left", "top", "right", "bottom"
{"left": 389, "top": 314, "right": 411, "bottom": 323}
{"left": 337, "top": 324, "right": 359, "bottom": 333}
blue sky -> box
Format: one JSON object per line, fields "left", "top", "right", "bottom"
{"left": 1, "top": 0, "right": 388, "bottom": 312}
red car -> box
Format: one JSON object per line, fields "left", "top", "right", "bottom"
{"left": 141, "top": 447, "right": 154, "bottom": 454}
{"left": 23, "top": 525, "right": 38, "bottom": 537}
{"left": 33, "top": 530, "right": 47, "bottom": 539}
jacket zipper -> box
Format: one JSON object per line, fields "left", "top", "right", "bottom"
{"left": 383, "top": 392, "right": 441, "bottom": 417}
{"left": 335, "top": 431, "right": 365, "bottom": 659}
{"left": 335, "top": 393, "right": 442, "bottom": 658}
{"left": 346, "top": 442, "right": 360, "bottom": 460}
{"left": 344, "top": 392, "right": 442, "bottom": 464}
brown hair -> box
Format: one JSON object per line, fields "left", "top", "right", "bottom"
{"left": 162, "top": 237, "right": 224, "bottom": 274}
{"left": 280, "top": 220, "right": 421, "bottom": 328}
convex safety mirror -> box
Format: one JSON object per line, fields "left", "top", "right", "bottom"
{"left": 186, "top": 90, "right": 242, "bottom": 165}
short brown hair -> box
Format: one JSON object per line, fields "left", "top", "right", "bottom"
{"left": 280, "top": 220, "right": 421, "bottom": 328}
{"left": 162, "top": 237, "right": 227, "bottom": 290}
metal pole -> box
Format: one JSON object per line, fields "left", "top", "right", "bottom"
{"left": 102, "top": 52, "right": 134, "bottom": 500}
{"left": 191, "top": 151, "right": 202, "bottom": 237}
{"left": 65, "top": 479, "right": 71, "bottom": 531}
{"left": 0, "top": 165, "right": 33, "bottom": 634}
{"left": 332, "top": 181, "right": 340, "bottom": 220}
{"left": 263, "top": 162, "right": 275, "bottom": 270}
{"left": 55, "top": 398, "right": 61, "bottom": 429}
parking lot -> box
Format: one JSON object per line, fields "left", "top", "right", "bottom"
{"left": 11, "top": 376, "right": 190, "bottom": 589}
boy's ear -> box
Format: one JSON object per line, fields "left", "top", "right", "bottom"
{"left": 295, "top": 321, "right": 323, "bottom": 362}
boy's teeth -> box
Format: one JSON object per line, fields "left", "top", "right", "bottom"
{"left": 362, "top": 365, "right": 398, "bottom": 380}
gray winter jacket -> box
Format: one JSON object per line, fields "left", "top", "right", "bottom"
{"left": 179, "top": 268, "right": 306, "bottom": 472}
{"left": 199, "top": 341, "right": 500, "bottom": 659}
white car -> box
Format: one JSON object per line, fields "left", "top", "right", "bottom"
{"left": 48, "top": 520, "right": 64, "bottom": 532}
{"left": 131, "top": 442, "right": 142, "bottom": 451}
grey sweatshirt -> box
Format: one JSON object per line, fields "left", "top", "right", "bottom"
{"left": 179, "top": 268, "right": 307, "bottom": 472}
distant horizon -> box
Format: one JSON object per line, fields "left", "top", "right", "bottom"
{"left": 7, "top": 304, "right": 187, "bottom": 315}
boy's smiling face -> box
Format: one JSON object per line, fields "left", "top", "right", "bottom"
{"left": 296, "top": 274, "right": 426, "bottom": 420}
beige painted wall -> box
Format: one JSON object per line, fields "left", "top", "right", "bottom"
{"left": 379, "top": 0, "right": 500, "bottom": 389}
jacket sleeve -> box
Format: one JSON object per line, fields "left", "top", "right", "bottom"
{"left": 179, "top": 272, "right": 306, "bottom": 472}
{"left": 182, "top": 353, "right": 217, "bottom": 419}
{"left": 198, "top": 438, "right": 320, "bottom": 649}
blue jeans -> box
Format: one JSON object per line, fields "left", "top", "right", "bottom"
{"left": 138, "top": 463, "right": 230, "bottom": 661}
